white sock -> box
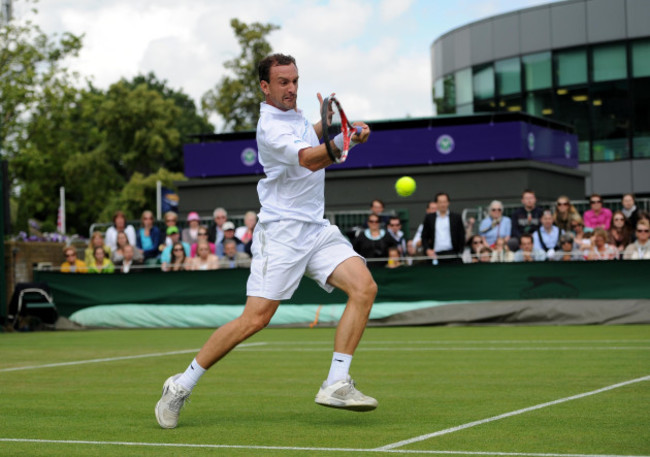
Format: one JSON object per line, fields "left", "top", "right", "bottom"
{"left": 326, "top": 352, "right": 352, "bottom": 386}
{"left": 176, "top": 358, "right": 206, "bottom": 391}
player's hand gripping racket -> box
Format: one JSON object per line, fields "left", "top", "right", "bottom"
{"left": 321, "top": 94, "right": 363, "bottom": 164}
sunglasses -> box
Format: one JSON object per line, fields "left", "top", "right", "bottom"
{"left": 198, "top": 232, "right": 208, "bottom": 236}
{"left": 637, "top": 229, "right": 650, "bottom": 233}
{"left": 613, "top": 218, "right": 625, "bottom": 221}
{"left": 491, "top": 208, "right": 503, "bottom": 212}
{"left": 557, "top": 202, "right": 569, "bottom": 206}
{"left": 173, "top": 248, "right": 184, "bottom": 252}
{"left": 368, "top": 219, "right": 380, "bottom": 223}
{"left": 590, "top": 200, "right": 602, "bottom": 204}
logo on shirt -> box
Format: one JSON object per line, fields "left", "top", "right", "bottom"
{"left": 241, "top": 148, "right": 257, "bottom": 166}
{"left": 436, "top": 134, "right": 454, "bottom": 154}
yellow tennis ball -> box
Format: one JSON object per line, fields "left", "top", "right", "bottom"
{"left": 395, "top": 176, "right": 416, "bottom": 197}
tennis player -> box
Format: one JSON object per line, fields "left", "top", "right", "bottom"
{"left": 156, "top": 53, "right": 377, "bottom": 429}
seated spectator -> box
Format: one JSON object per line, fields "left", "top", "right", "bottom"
{"left": 569, "top": 214, "right": 591, "bottom": 251}
{"left": 84, "top": 231, "right": 111, "bottom": 264}
{"left": 111, "top": 231, "right": 144, "bottom": 265}
{"left": 88, "top": 245, "right": 115, "bottom": 273}
{"left": 161, "top": 226, "right": 191, "bottom": 267}
{"left": 60, "top": 246, "right": 87, "bottom": 273}
{"left": 477, "top": 246, "right": 492, "bottom": 263}
{"left": 490, "top": 237, "right": 514, "bottom": 263}
{"left": 189, "top": 240, "right": 220, "bottom": 270}
{"left": 218, "top": 239, "right": 252, "bottom": 269}
{"left": 119, "top": 244, "right": 140, "bottom": 273}
{"left": 621, "top": 193, "right": 639, "bottom": 233}
{"left": 164, "top": 242, "right": 189, "bottom": 272}
{"left": 208, "top": 207, "right": 228, "bottom": 244}
{"left": 216, "top": 221, "right": 245, "bottom": 257}
{"left": 182, "top": 212, "right": 201, "bottom": 245}
{"left": 190, "top": 226, "right": 216, "bottom": 257}
{"left": 551, "top": 233, "right": 584, "bottom": 261}
{"left": 462, "top": 235, "right": 486, "bottom": 263}
{"left": 366, "top": 199, "right": 390, "bottom": 228}
{"left": 479, "top": 200, "right": 511, "bottom": 247}
{"left": 162, "top": 211, "right": 179, "bottom": 248}
{"left": 353, "top": 214, "right": 397, "bottom": 267}
{"left": 583, "top": 194, "right": 612, "bottom": 230}
{"left": 136, "top": 210, "right": 161, "bottom": 263}
{"left": 386, "top": 216, "right": 407, "bottom": 255}
{"left": 514, "top": 234, "right": 546, "bottom": 262}
{"left": 385, "top": 246, "right": 403, "bottom": 269}
{"left": 533, "top": 210, "right": 563, "bottom": 257}
{"left": 586, "top": 228, "right": 618, "bottom": 260}
{"left": 623, "top": 221, "right": 650, "bottom": 260}
{"left": 608, "top": 210, "right": 632, "bottom": 257}
{"left": 553, "top": 196, "right": 579, "bottom": 233}
{"left": 104, "top": 210, "right": 136, "bottom": 251}
{"left": 235, "top": 211, "right": 257, "bottom": 246}
{"left": 510, "top": 189, "right": 543, "bottom": 243}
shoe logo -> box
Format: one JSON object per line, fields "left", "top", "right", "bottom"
{"left": 190, "top": 364, "right": 195, "bottom": 370}
{"left": 334, "top": 359, "right": 344, "bottom": 363}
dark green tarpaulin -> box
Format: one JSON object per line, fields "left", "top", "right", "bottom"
{"left": 34, "top": 261, "right": 650, "bottom": 318}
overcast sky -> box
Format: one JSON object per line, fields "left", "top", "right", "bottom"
{"left": 17, "top": 0, "right": 558, "bottom": 130}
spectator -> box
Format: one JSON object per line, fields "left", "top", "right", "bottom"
{"left": 532, "top": 209, "right": 563, "bottom": 257}
{"left": 84, "top": 231, "right": 111, "bottom": 265}
{"left": 164, "top": 242, "right": 189, "bottom": 272}
{"left": 207, "top": 207, "right": 228, "bottom": 244}
{"left": 569, "top": 214, "right": 591, "bottom": 251}
{"left": 514, "top": 234, "right": 546, "bottom": 262}
{"left": 621, "top": 193, "right": 639, "bottom": 233}
{"left": 462, "top": 235, "right": 486, "bottom": 263}
{"left": 189, "top": 240, "right": 220, "bottom": 270}
{"left": 586, "top": 228, "right": 618, "bottom": 260}
{"left": 385, "top": 246, "right": 403, "bottom": 269}
{"left": 235, "top": 211, "right": 257, "bottom": 246}
{"left": 162, "top": 211, "right": 179, "bottom": 248}
{"left": 583, "top": 193, "right": 612, "bottom": 231}
{"left": 218, "top": 239, "right": 252, "bottom": 269}
{"left": 623, "top": 221, "right": 650, "bottom": 260}
{"left": 608, "top": 210, "right": 632, "bottom": 257}
{"left": 490, "top": 237, "right": 514, "bottom": 263}
{"left": 477, "top": 246, "right": 492, "bottom": 263}
{"left": 190, "top": 226, "right": 216, "bottom": 258}
{"left": 412, "top": 200, "right": 437, "bottom": 254}
{"left": 352, "top": 214, "right": 397, "bottom": 267}
{"left": 368, "top": 199, "right": 389, "bottom": 228}
{"left": 421, "top": 192, "right": 465, "bottom": 264}
{"left": 60, "top": 246, "right": 87, "bottom": 273}
{"left": 137, "top": 210, "right": 161, "bottom": 263}
{"left": 217, "top": 221, "right": 245, "bottom": 257}
{"left": 104, "top": 210, "right": 136, "bottom": 251}
{"left": 553, "top": 196, "right": 579, "bottom": 233}
{"left": 510, "top": 189, "right": 544, "bottom": 243}
{"left": 119, "top": 244, "right": 140, "bottom": 273}
{"left": 161, "top": 226, "right": 191, "bottom": 269}
{"left": 88, "top": 245, "right": 115, "bottom": 273}
{"left": 386, "top": 216, "right": 407, "bottom": 256}
{"left": 111, "top": 231, "right": 144, "bottom": 266}
{"left": 479, "top": 200, "right": 511, "bottom": 247}
{"left": 182, "top": 212, "right": 201, "bottom": 245}
{"left": 551, "top": 233, "right": 584, "bottom": 261}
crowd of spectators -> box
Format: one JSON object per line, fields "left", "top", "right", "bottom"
{"left": 59, "top": 190, "right": 649, "bottom": 274}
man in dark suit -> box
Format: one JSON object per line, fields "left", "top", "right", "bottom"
{"left": 420, "top": 192, "right": 465, "bottom": 264}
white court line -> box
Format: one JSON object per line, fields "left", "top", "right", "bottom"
{"left": 236, "top": 346, "right": 650, "bottom": 352}
{"left": 0, "top": 438, "right": 647, "bottom": 457}
{"left": 0, "top": 342, "right": 267, "bottom": 373}
{"left": 265, "top": 340, "right": 650, "bottom": 345}
{"left": 376, "top": 375, "right": 650, "bottom": 451}
{"left": 1, "top": 438, "right": 648, "bottom": 457}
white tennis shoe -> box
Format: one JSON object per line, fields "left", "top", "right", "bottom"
{"left": 155, "top": 374, "right": 191, "bottom": 429}
{"left": 315, "top": 376, "right": 378, "bottom": 411}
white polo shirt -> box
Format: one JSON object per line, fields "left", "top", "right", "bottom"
{"left": 256, "top": 102, "right": 325, "bottom": 224}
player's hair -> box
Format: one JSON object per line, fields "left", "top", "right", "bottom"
{"left": 258, "top": 54, "right": 296, "bottom": 83}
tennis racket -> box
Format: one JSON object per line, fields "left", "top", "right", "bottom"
{"left": 321, "top": 94, "right": 362, "bottom": 164}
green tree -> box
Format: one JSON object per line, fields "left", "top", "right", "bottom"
{"left": 201, "top": 19, "right": 278, "bottom": 132}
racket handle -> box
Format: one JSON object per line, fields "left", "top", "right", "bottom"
{"left": 354, "top": 126, "right": 362, "bottom": 135}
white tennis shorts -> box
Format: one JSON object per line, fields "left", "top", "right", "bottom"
{"left": 246, "top": 219, "right": 360, "bottom": 301}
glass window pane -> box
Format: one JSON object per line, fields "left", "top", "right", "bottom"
{"left": 632, "top": 77, "right": 650, "bottom": 158}
{"left": 591, "top": 81, "right": 630, "bottom": 160}
{"left": 473, "top": 64, "right": 494, "bottom": 100}
{"left": 526, "top": 91, "right": 553, "bottom": 117}
{"left": 592, "top": 44, "right": 627, "bottom": 82}
{"left": 455, "top": 68, "right": 473, "bottom": 105}
{"left": 555, "top": 49, "right": 587, "bottom": 86}
{"left": 522, "top": 52, "right": 551, "bottom": 91}
{"left": 495, "top": 57, "right": 521, "bottom": 96}
{"left": 498, "top": 95, "right": 522, "bottom": 112}
{"left": 554, "top": 86, "right": 590, "bottom": 159}
{"left": 456, "top": 103, "right": 473, "bottom": 115}
{"left": 632, "top": 40, "right": 650, "bottom": 78}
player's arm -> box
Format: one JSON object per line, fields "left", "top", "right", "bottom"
{"left": 299, "top": 123, "right": 370, "bottom": 172}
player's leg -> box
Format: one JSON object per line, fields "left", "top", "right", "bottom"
{"left": 155, "top": 296, "right": 279, "bottom": 428}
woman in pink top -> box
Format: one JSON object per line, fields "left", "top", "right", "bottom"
{"left": 583, "top": 194, "right": 612, "bottom": 230}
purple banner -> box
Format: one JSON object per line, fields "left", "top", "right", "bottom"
{"left": 184, "top": 121, "right": 579, "bottom": 178}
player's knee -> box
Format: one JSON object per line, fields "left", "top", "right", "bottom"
{"left": 241, "top": 313, "right": 272, "bottom": 336}
{"left": 350, "top": 276, "right": 377, "bottom": 305}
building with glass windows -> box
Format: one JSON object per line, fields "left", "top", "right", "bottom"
{"left": 431, "top": 0, "right": 650, "bottom": 196}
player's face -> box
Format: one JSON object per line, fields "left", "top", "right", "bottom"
{"left": 261, "top": 64, "right": 298, "bottom": 111}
